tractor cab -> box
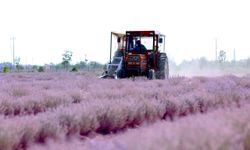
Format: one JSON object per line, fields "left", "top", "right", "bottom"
{"left": 101, "top": 30, "right": 168, "bottom": 79}
{"left": 125, "top": 31, "right": 165, "bottom": 53}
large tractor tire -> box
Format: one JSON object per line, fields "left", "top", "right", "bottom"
{"left": 165, "top": 56, "right": 169, "bottom": 78}
{"left": 155, "top": 53, "right": 167, "bottom": 79}
{"left": 116, "top": 69, "right": 125, "bottom": 79}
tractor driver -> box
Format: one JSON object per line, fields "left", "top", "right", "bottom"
{"left": 134, "top": 40, "right": 147, "bottom": 52}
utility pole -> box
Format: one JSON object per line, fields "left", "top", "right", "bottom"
{"left": 10, "top": 37, "right": 16, "bottom": 66}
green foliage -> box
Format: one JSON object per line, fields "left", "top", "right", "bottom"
{"left": 218, "top": 50, "right": 226, "bottom": 63}
{"left": 62, "top": 50, "right": 73, "bottom": 70}
{"left": 71, "top": 67, "right": 78, "bottom": 72}
{"left": 38, "top": 66, "right": 44, "bottom": 72}
{"left": 15, "top": 57, "right": 24, "bottom": 71}
{"left": 32, "top": 65, "right": 38, "bottom": 72}
{"left": 74, "top": 61, "right": 87, "bottom": 70}
{"left": 32, "top": 65, "right": 44, "bottom": 72}
{"left": 17, "top": 65, "right": 24, "bottom": 71}
{"left": 88, "top": 61, "right": 103, "bottom": 69}
{"left": 3, "top": 66, "right": 10, "bottom": 73}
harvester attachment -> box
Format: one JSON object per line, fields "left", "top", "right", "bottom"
{"left": 100, "top": 56, "right": 123, "bottom": 79}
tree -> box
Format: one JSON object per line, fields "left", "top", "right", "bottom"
{"left": 218, "top": 50, "right": 226, "bottom": 63}
{"left": 88, "top": 61, "right": 103, "bottom": 69}
{"left": 3, "top": 66, "right": 10, "bottom": 73}
{"left": 38, "top": 66, "right": 45, "bottom": 72}
{"left": 73, "top": 61, "right": 87, "bottom": 70}
{"left": 32, "top": 65, "right": 38, "bottom": 72}
{"left": 62, "top": 50, "right": 73, "bottom": 70}
{"left": 15, "top": 57, "right": 23, "bottom": 71}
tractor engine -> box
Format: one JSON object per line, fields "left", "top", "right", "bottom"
{"left": 126, "top": 54, "right": 147, "bottom": 76}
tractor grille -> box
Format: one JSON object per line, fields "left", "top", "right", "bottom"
{"left": 128, "top": 55, "right": 140, "bottom": 62}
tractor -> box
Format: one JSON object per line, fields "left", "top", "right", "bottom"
{"left": 101, "top": 30, "right": 169, "bottom": 79}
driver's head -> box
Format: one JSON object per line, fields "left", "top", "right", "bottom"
{"left": 136, "top": 40, "right": 141, "bottom": 45}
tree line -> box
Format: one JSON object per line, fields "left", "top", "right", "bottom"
{"left": 0, "top": 50, "right": 103, "bottom": 73}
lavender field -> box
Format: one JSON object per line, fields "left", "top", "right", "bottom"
{"left": 0, "top": 72, "right": 250, "bottom": 150}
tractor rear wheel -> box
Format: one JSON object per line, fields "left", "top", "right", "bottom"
{"left": 165, "top": 56, "right": 169, "bottom": 78}
{"left": 155, "top": 53, "right": 167, "bottom": 79}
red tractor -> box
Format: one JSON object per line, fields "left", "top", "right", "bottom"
{"left": 101, "top": 30, "right": 169, "bottom": 79}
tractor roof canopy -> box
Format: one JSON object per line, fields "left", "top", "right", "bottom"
{"left": 126, "top": 31, "right": 163, "bottom": 36}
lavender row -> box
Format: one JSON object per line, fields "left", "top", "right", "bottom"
{"left": 31, "top": 103, "right": 250, "bottom": 150}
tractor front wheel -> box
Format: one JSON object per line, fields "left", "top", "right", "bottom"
{"left": 116, "top": 69, "right": 125, "bottom": 79}
{"left": 148, "top": 69, "right": 155, "bottom": 80}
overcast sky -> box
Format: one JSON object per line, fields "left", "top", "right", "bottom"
{"left": 0, "top": 0, "right": 250, "bottom": 65}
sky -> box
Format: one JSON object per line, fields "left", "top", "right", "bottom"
{"left": 0, "top": 0, "right": 250, "bottom": 65}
